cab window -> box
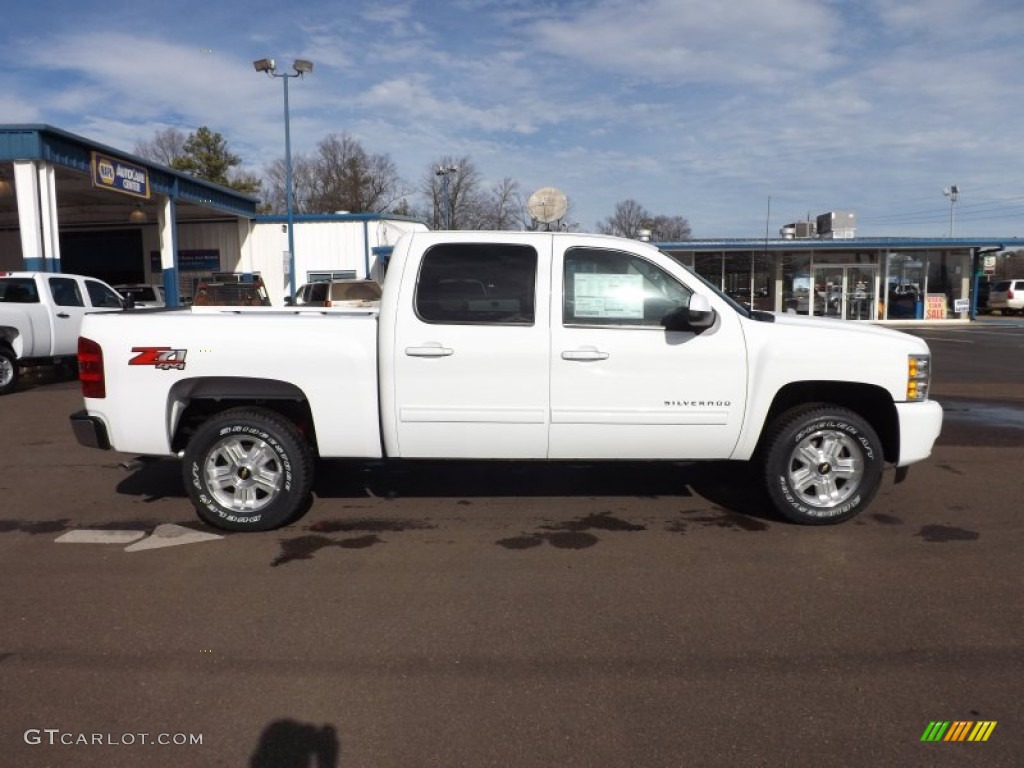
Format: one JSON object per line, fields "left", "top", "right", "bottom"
{"left": 48, "top": 278, "right": 84, "bottom": 307}
{"left": 563, "top": 248, "right": 691, "bottom": 327}
{"left": 415, "top": 243, "right": 537, "bottom": 325}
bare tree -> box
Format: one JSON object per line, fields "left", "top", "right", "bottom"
{"left": 597, "top": 199, "right": 650, "bottom": 238}
{"left": 648, "top": 214, "right": 691, "bottom": 241}
{"left": 597, "top": 200, "right": 691, "bottom": 240}
{"left": 262, "top": 154, "right": 319, "bottom": 214}
{"left": 133, "top": 127, "right": 187, "bottom": 166}
{"left": 421, "top": 156, "right": 488, "bottom": 230}
{"left": 308, "top": 134, "right": 402, "bottom": 213}
{"left": 481, "top": 177, "right": 523, "bottom": 230}
{"left": 262, "top": 134, "right": 403, "bottom": 214}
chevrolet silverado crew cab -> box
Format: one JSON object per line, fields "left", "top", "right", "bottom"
{"left": 70, "top": 231, "right": 942, "bottom": 531}
{"left": 0, "top": 271, "right": 125, "bottom": 395}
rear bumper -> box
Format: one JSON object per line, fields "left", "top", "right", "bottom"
{"left": 895, "top": 400, "right": 943, "bottom": 467}
{"left": 70, "top": 410, "right": 111, "bottom": 450}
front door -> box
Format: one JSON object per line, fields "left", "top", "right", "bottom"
{"left": 549, "top": 245, "right": 747, "bottom": 460}
{"left": 391, "top": 238, "right": 551, "bottom": 458}
{"left": 844, "top": 266, "right": 876, "bottom": 320}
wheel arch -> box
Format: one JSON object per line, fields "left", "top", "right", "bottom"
{"left": 168, "top": 377, "right": 318, "bottom": 454}
{"left": 756, "top": 381, "right": 899, "bottom": 463}
{"left": 0, "top": 327, "right": 23, "bottom": 357}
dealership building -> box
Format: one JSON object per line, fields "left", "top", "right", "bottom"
{"left": 0, "top": 125, "right": 425, "bottom": 305}
{"left": 1, "top": 124, "right": 1019, "bottom": 317}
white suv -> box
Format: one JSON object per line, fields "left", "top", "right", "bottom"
{"left": 988, "top": 279, "right": 1024, "bottom": 314}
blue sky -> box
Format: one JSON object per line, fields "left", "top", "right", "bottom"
{"left": 3, "top": 0, "right": 1024, "bottom": 238}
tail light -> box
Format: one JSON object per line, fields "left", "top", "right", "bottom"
{"left": 1009, "top": 289, "right": 1015, "bottom": 299}
{"left": 324, "top": 298, "right": 333, "bottom": 307}
{"left": 78, "top": 337, "right": 105, "bottom": 398}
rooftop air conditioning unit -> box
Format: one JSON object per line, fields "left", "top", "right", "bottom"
{"left": 816, "top": 210, "right": 856, "bottom": 239}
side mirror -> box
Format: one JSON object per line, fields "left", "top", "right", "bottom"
{"left": 284, "top": 296, "right": 296, "bottom": 306}
{"left": 661, "top": 294, "right": 716, "bottom": 332}
{"left": 123, "top": 294, "right": 136, "bottom": 310}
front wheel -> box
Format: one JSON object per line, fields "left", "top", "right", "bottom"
{"left": 762, "top": 405, "right": 883, "bottom": 525}
{"left": 182, "top": 408, "right": 313, "bottom": 531}
{"left": 0, "top": 347, "right": 19, "bottom": 396}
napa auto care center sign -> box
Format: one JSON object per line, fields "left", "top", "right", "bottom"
{"left": 90, "top": 152, "right": 150, "bottom": 199}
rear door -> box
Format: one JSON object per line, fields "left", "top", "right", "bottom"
{"left": 549, "top": 244, "right": 748, "bottom": 459}
{"left": 391, "top": 237, "right": 551, "bottom": 458}
{"left": 47, "top": 276, "right": 88, "bottom": 356}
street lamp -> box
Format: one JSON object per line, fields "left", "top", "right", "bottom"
{"left": 254, "top": 57, "right": 313, "bottom": 297}
{"left": 435, "top": 165, "right": 458, "bottom": 229}
{"left": 943, "top": 185, "right": 959, "bottom": 237}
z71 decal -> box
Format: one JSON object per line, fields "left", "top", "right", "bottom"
{"left": 129, "top": 347, "right": 188, "bottom": 371}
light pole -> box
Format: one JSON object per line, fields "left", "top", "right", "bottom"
{"left": 254, "top": 57, "right": 313, "bottom": 297}
{"left": 435, "top": 166, "right": 457, "bottom": 229}
{"left": 942, "top": 184, "right": 959, "bottom": 237}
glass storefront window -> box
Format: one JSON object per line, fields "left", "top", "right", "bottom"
{"left": 885, "top": 252, "right": 925, "bottom": 319}
{"left": 781, "top": 252, "right": 812, "bottom": 314}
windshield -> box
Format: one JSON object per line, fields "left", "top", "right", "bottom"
{"left": 659, "top": 252, "right": 751, "bottom": 317}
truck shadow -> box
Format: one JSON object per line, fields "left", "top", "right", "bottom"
{"left": 115, "top": 457, "right": 780, "bottom": 523}
{"left": 316, "top": 459, "right": 781, "bottom": 524}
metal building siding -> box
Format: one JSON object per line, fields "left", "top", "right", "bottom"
{"left": 0, "top": 126, "right": 45, "bottom": 160}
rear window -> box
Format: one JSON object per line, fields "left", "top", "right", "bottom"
{"left": 330, "top": 282, "right": 381, "bottom": 302}
{"left": 122, "top": 286, "right": 157, "bottom": 301}
{"left": 415, "top": 243, "right": 537, "bottom": 325}
{"left": 0, "top": 278, "right": 40, "bottom": 303}
{"left": 86, "top": 280, "right": 125, "bottom": 309}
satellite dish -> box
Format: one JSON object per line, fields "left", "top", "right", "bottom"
{"left": 527, "top": 187, "right": 568, "bottom": 225}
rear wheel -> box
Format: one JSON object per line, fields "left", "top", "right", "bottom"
{"left": 762, "top": 405, "right": 883, "bottom": 525}
{"left": 183, "top": 408, "right": 313, "bottom": 531}
{"left": 0, "top": 347, "right": 19, "bottom": 396}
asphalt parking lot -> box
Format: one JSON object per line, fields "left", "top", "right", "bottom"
{"left": 1, "top": 319, "right": 1022, "bottom": 767}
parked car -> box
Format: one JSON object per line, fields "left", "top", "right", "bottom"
{"left": 0, "top": 271, "right": 125, "bottom": 395}
{"left": 288, "top": 279, "right": 381, "bottom": 307}
{"left": 988, "top": 278, "right": 1024, "bottom": 314}
{"left": 115, "top": 283, "right": 166, "bottom": 308}
{"left": 192, "top": 275, "right": 271, "bottom": 307}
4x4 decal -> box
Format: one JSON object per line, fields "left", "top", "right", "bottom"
{"left": 129, "top": 347, "right": 187, "bottom": 371}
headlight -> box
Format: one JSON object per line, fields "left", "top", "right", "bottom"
{"left": 907, "top": 354, "right": 930, "bottom": 401}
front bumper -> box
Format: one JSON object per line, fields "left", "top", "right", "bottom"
{"left": 70, "top": 410, "right": 111, "bottom": 450}
{"left": 895, "top": 399, "right": 943, "bottom": 467}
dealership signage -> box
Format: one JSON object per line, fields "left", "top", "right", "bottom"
{"left": 90, "top": 151, "right": 150, "bottom": 199}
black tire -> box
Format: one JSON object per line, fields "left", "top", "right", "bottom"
{"left": 0, "top": 346, "right": 19, "bottom": 396}
{"left": 761, "top": 405, "right": 883, "bottom": 525}
{"left": 183, "top": 407, "right": 313, "bottom": 532}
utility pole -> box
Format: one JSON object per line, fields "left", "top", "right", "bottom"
{"left": 942, "top": 185, "right": 959, "bottom": 237}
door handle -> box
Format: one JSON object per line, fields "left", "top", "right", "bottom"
{"left": 57, "top": 312, "right": 71, "bottom": 319}
{"left": 561, "top": 348, "right": 609, "bottom": 361}
{"left": 406, "top": 344, "right": 454, "bottom": 357}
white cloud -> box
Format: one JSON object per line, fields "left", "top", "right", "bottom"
{"left": 531, "top": 0, "right": 841, "bottom": 87}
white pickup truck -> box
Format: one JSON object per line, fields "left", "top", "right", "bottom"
{"left": 0, "top": 271, "right": 125, "bottom": 395}
{"left": 70, "top": 231, "right": 942, "bottom": 531}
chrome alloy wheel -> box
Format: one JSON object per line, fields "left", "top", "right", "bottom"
{"left": 0, "top": 356, "right": 12, "bottom": 387}
{"left": 786, "top": 428, "right": 863, "bottom": 509}
{"left": 203, "top": 434, "right": 284, "bottom": 512}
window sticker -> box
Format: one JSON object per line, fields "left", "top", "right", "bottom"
{"left": 573, "top": 273, "right": 644, "bottom": 319}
